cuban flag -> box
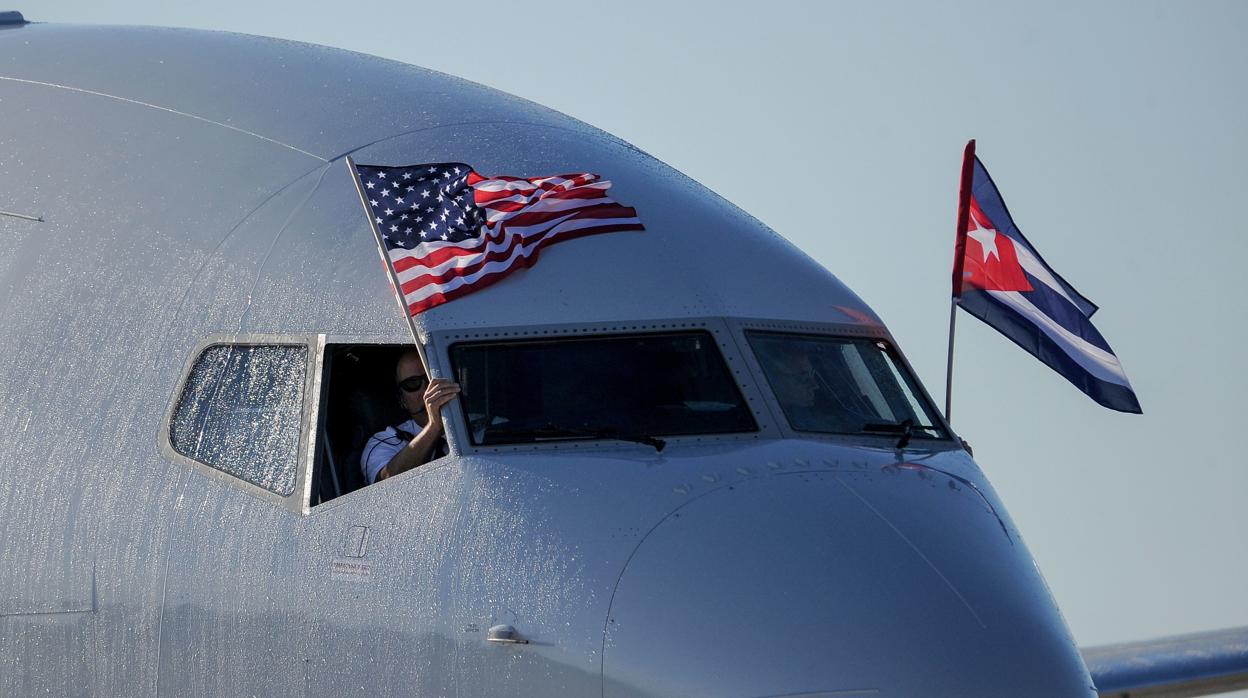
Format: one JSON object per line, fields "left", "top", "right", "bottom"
{"left": 952, "top": 145, "right": 1142, "bottom": 413}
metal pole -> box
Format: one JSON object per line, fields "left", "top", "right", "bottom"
{"left": 344, "top": 155, "right": 461, "bottom": 454}
{"left": 946, "top": 139, "right": 977, "bottom": 425}
{"left": 944, "top": 299, "right": 957, "bottom": 422}
{"left": 344, "top": 155, "right": 430, "bottom": 372}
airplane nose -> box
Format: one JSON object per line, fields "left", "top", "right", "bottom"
{"left": 601, "top": 468, "right": 1094, "bottom": 697}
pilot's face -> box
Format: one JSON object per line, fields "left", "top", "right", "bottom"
{"left": 395, "top": 353, "right": 429, "bottom": 421}
{"left": 774, "top": 354, "right": 818, "bottom": 407}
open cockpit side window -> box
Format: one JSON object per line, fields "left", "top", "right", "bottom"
{"left": 311, "top": 344, "right": 420, "bottom": 506}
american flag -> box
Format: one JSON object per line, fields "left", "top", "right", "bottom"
{"left": 352, "top": 161, "right": 644, "bottom": 314}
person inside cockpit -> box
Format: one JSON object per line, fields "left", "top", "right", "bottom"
{"left": 764, "top": 342, "right": 855, "bottom": 434}
{"left": 360, "top": 349, "right": 461, "bottom": 484}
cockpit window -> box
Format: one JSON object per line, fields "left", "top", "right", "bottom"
{"left": 449, "top": 331, "right": 757, "bottom": 446}
{"left": 170, "top": 344, "right": 307, "bottom": 495}
{"left": 746, "top": 332, "right": 947, "bottom": 440}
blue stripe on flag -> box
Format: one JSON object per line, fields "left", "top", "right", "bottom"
{"left": 1019, "top": 274, "right": 1115, "bottom": 354}
{"left": 958, "top": 290, "right": 1142, "bottom": 413}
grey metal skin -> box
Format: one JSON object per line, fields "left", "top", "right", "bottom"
{"left": 0, "top": 22, "right": 1095, "bottom": 697}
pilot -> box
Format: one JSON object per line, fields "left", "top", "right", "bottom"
{"left": 361, "top": 349, "right": 461, "bottom": 484}
{"left": 767, "top": 346, "right": 853, "bottom": 433}
{"left": 771, "top": 350, "right": 820, "bottom": 410}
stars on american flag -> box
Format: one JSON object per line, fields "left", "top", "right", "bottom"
{"left": 358, "top": 162, "right": 485, "bottom": 247}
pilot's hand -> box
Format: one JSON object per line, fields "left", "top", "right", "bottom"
{"left": 422, "top": 378, "right": 461, "bottom": 424}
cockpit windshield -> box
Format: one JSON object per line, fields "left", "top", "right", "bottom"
{"left": 449, "top": 331, "right": 757, "bottom": 446}
{"left": 746, "top": 331, "right": 948, "bottom": 440}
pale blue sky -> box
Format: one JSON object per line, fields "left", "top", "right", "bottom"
{"left": 31, "top": 0, "right": 1248, "bottom": 651}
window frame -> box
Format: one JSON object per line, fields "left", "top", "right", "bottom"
{"left": 160, "top": 320, "right": 956, "bottom": 514}
{"left": 160, "top": 333, "right": 323, "bottom": 513}
{"left": 726, "top": 318, "right": 958, "bottom": 447}
{"left": 432, "top": 318, "right": 780, "bottom": 455}
{"left": 305, "top": 336, "right": 464, "bottom": 511}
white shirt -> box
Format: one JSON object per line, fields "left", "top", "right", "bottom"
{"left": 361, "top": 419, "right": 421, "bottom": 485}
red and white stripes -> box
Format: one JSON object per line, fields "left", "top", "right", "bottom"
{"left": 390, "top": 171, "right": 643, "bottom": 314}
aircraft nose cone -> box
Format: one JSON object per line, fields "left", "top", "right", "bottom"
{"left": 601, "top": 469, "right": 1094, "bottom": 697}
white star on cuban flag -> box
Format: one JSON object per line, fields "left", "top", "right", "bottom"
{"left": 960, "top": 198, "right": 1032, "bottom": 292}
{"left": 967, "top": 217, "right": 999, "bottom": 262}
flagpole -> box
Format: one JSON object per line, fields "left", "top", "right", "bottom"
{"left": 344, "top": 156, "right": 462, "bottom": 455}
{"left": 344, "top": 156, "right": 431, "bottom": 373}
{"left": 945, "top": 302, "right": 957, "bottom": 422}
{"left": 945, "top": 138, "right": 976, "bottom": 423}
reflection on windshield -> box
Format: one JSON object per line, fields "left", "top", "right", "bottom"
{"left": 746, "top": 332, "right": 946, "bottom": 440}
{"left": 449, "top": 331, "right": 757, "bottom": 446}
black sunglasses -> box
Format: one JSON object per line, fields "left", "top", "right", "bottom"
{"left": 397, "top": 375, "right": 429, "bottom": 393}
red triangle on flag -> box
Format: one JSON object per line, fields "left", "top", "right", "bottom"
{"left": 960, "top": 197, "right": 1033, "bottom": 293}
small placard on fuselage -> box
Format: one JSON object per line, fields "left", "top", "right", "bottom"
{"left": 330, "top": 559, "right": 373, "bottom": 582}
